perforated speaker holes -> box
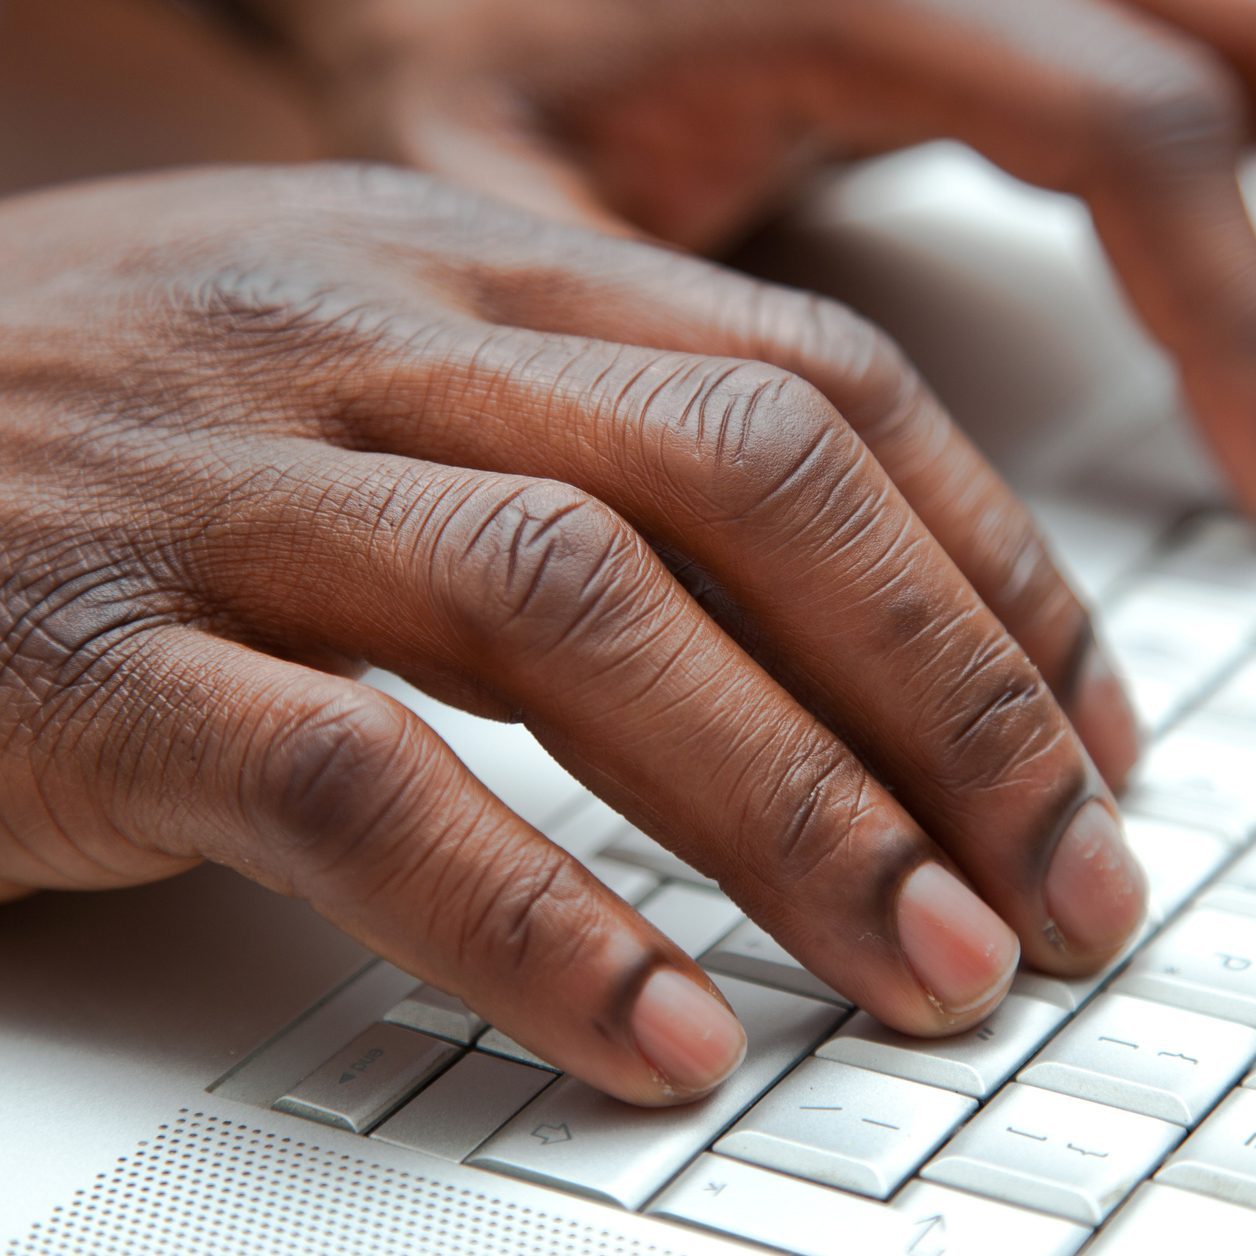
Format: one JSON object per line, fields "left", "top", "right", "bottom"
{"left": 7, "top": 1109, "right": 691, "bottom": 1256}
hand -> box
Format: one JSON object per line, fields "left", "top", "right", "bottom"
{"left": 0, "top": 165, "right": 1143, "bottom": 1103}
{"left": 254, "top": 0, "right": 1256, "bottom": 507}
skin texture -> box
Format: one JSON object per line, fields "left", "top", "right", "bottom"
{"left": 240, "top": 0, "right": 1256, "bottom": 507}
{"left": 0, "top": 165, "right": 1145, "bottom": 1103}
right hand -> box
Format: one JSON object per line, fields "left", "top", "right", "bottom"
{"left": 0, "top": 163, "right": 1144, "bottom": 1104}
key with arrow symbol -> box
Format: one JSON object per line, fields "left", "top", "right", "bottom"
{"left": 530, "top": 1122, "right": 573, "bottom": 1145}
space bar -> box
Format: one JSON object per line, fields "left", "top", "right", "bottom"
{"left": 469, "top": 973, "right": 841, "bottom": 1210}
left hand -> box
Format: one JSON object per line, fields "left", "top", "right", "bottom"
{"left": 248, "top": 0, "right": 1256, "bottom": 506}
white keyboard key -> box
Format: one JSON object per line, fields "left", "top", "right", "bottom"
{"left": 547, "top": 794, "right": 634, "bottom": 854}
{"left": 1195, "top": 885, "right": 1256, "bottom": 919}
{"left": 384, "top": 984, "right": 487, "bottom": 1044}
{"left": 599, "top": 825, "right": 718, "bottom": 888}
{"left": 583, "top": 855, "right": 659, "bottom": 905}
{"left": 637, "top": 883, "right": 742, "bottom": 959}
{"left": 715, "top": 1058, "right": 975, "bottom": 1199}
{"left": 1218, "top": 843, "right": 1256, "bottom": 895}
{"left": 1121, "top": 815, "right": 1231, "bottom": 921}
{"left": 818, "top": 995, "right": 1065, "bottom": 1099}
{"left": 1019, "top": 993, "right": 1256, "bottom": 1126}
{"left": 372, "top": 1051, "right": 553, "bottom": 1162}
{"left": 1126, "top": 724, "right": 1256, "bottom": 846}
{"left": 1087, "top": 1182, "right": 1256, "bottom": 1253}
{"left": 273, "top": 1023, "right": 458, "bottom": 1134}
{"left": 649, "top": 1153, "right": 909, "bottom": 1256}
{"left": 1200, "top": 845, "right": 1256, "bottom": 916}
{"left": 1156, "top": 1087, "right": 1256, "bottom": 1207}
{"left": 921, "top": 1083, "right": 1183, "bottom": 1225}
{"left": 1104, "top": 578, "right": 1252, "bottom": 730}
{"left": 703, "top": 919, "right": 852, "bottom": 1006}
{"left": 1012, "top": 921, "right": 1151, "bottom": 1013}
{"left": 892, "top": 1181, "right": 1091, "bottom": 1256}
{"left": 1197, "top": 655, "right": 1256, "bottom": 728}
{"left": 476, "top": 1027, "right": 560, "bottom": 1071}
{"left": 470, "top": 975, "right": 840, "bottom": 1209}
{"left": 1114, "top": 907, "right": 1256, "bottom": 1026}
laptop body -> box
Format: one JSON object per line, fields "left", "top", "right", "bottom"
{"left": 3, "top": 145, "right": 1253, "bottom": 1256}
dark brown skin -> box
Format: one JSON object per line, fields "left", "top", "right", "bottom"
{"left": 241, "top": 0, "right": 1256, "bottom": 508}
{"left": 0, "top": 165, "right": 1146, "bottom": 1104}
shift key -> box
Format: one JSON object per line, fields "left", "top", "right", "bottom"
{"left": 469, "top": 974, "right": 841, "bottom": 1209}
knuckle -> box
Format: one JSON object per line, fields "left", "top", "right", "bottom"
{"left": 766, "top": 748, "right": 880, "bottom": 885}
{"left": 253, "top": 689, "right": 416, "bottom": 881}
{"left": 923, "top": 633, "right": 1065, "bottom": 796}
{"left": 654, "top": 359, "right": 852, "bottom": 523}
{"left": 438, "top": 479, "right": 649, "bottom": 652}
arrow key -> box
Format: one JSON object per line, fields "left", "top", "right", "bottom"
{"left": 892, "top": 1182, "right": 1091, "bottom": 1256}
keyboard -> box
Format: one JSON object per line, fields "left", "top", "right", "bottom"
{"left": 215, "top": 510, "right": 1256, "bottom": 1256}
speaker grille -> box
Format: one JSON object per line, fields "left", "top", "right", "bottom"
{"left": 6, "top": 1109, "right": 690, "bottom": 1255}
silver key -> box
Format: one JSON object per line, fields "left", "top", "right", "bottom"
{"left": 921, "top": 1082, "right": 1183, "bottom": 1225}
{"left": 648, "top": 1153, "right": 910, "bottom": 1256}
{"left": 818, "top": 995, "right": 1065, "bottom": 1099}
{"left": 1087, "top": 1182, "right": 1256, "bottom": 1253}
{"left": 1201, "top": 847, "right": 1256, "bottom": 917}
{"left": 546, "top": 793, "right": 632, "bottom": 853}
{"left": 470, "top": 975, "right": 840, "bottom": 1209}
{"left": 1114, "top": 907, "right": 1256, "bottom": 1026}
{"left": 599, "top": 825, "right": 718, "bottom": 888}
{"left": 1104, "top": 578, "right": 1252, "bottom": 731}
{"left": 703, "top": 919, "right": 852, "bottom": 1006}
{"left": 1126, "top": 723, "right": 1256, "bottom": 845}
{"left": 1019, "top": 992, "right": 1256, "bottom": 1126}
{"left": 273, "top": 1022, "right": 458, "bottom": 1133}
{"left": 384, "top": 984, "right": 487, "bottom": 1044}
{"left": 583, "top": 855, "right": 659, "bottom": 905}
{"left": 1122, "top": 814, "right": 1231, "bottom": 921}
{"left": 715, "top": 1058, "right": 975, "bottom": 1199}
{"left": 637, "top": 883, "right": 742, "bottom": 958}
{"left": 1219, "top": 843, "right": 1256, "bottom": 894}
{"left": 1156, "top": 1087, "right": 1256, "bottom": 1207}
{"left": 892, "top": 1181, "right": 1091, "bottom": 1256}
{"left": 1197, "top": 654, "right": 1256, "bottom": 728}
{"left": 1198, "top": 885, "right": 1256, "bottom": 919}
{"left": 476, "top": 1027, "right": 560, "bottom": 1071}
{"left": 372, "top": 1051, "right": 554, "bottom": 1162}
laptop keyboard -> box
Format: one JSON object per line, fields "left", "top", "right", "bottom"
{"left": 250, "top": 511, "right": 1256, "bottom": 1255}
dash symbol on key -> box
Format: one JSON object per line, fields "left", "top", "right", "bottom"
{"left": 861, "top": 1118, "right": 900, "bottom": 1131}
{"left": 1007, "top": 1126, "right": 1047, "bottom": 1142}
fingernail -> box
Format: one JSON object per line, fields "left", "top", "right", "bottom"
{"left": 897, "top": 863, "right": 1020, "bottom": 1017}
{"left": 1069, "top": 641, "right": 1142, "bottom": 793}
{"left": 631, "top": 969, "right": 747, "bottom": 1094}
{"left": 1045, "top": 799, "right": 1146, "bottom": 955}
